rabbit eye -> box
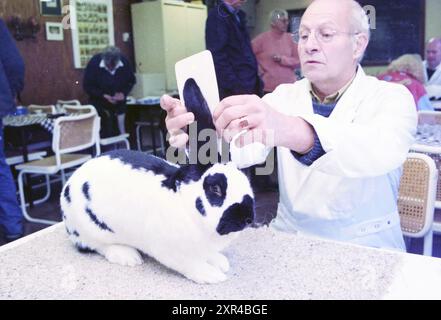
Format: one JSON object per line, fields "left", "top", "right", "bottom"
{"left": 210, "top": 185, "right": 222, "bottom": 197}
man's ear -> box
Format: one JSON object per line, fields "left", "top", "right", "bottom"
{"left": 353, "top": 33, "right": 369, "bottom": 62}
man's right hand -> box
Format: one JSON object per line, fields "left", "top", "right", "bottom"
{"left": 103, "top": 94, "right": 116, "bottom": 104}
{"left": 113, "top": 92, "right": 125, "bottom": 101}
{"left": 160, "top": 94, "right": 194, "bottom": 148}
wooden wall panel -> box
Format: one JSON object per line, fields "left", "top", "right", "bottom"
{"left": 0, "top": 0, "right": 138, "bottom": 105}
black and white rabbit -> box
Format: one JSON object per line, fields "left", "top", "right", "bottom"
{"left": 60, "top": 78, "right": 255, "bottom": 284}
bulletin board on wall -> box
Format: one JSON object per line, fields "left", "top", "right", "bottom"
{"left": 287, "top": 9, "right": 305, "bottom": 34}
{"left": 357, "top": 0, "right": 425, "bottom": 66}
{"left": 288, "top": 0, "right": 425, "bottom": 66}
{"left": 70, "top": 0, "right": 115, "bottom": 68}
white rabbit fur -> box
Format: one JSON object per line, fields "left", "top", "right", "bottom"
{"left": 61, "top": 150, "right": 255, "bottom": 284}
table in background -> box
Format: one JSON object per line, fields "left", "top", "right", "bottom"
{"left": 3, "top": 114, "right": 53, "bottom": 206}
{"left": 3, "top": 114, "right": 51, "bottom": 163}
{"left": 126, "top": 101, "right": 167, "bottom": 155}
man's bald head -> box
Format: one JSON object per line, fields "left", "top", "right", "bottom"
{"left": 297, "top": 0, "right": 370, "bottom": 96}
{"left": 426, "top": 37, "right": 441, "bottom": 70}
{"left": 428, "top": 37, "right": 441, "bottom": 46}
{"left": 305, "top": 0, "right": 370, "bottom": 40}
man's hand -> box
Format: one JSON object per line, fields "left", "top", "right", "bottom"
{"left": 113, "top": 92, "right": 125, "bottom": 101}
{"left": 272, "top": 54, "right": 282, "bottom": 63}
{"left": 160, "top": 94, "right": 194, "bottom": 148}
{"left": 213, "top": 94, "right": 282, "bottom": 147}
{"left": 103, "top": 94, "right": 116, "bottom": 104}
{"left": 213, "top": 94, "right": 315, "bottom": 152}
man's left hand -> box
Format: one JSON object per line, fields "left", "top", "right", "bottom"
{"left": 213, "top": 94, "right": 282, "bottom": 147}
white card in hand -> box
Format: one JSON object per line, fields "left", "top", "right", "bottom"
{"left": 175, "top": 50, "right": 219, "bottom": 115}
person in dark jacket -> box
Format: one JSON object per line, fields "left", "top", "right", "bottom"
{"left": 205, "top": 0, "right": 263, "bottom": 100}
{"left": 0, "top": 18, "right": 25, "bottom": 242}
{"left": 205, "top": 0, "right": 266, "bottom": 190}
{"left": 83, "top": 46, "right": 136, "bottom": 138}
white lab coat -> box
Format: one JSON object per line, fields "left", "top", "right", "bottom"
{"left": 230, "top": 67, "right": 417, "bottom": 250}
{"left": 423, "top": 60, "right": 441, "bottom": 86}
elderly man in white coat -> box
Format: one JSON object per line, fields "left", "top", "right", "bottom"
{"left": 424, "top": 37, "right": 441, "bottom": 99}
{"left": 160, "top": 0, "right": 417, "bottom": 251}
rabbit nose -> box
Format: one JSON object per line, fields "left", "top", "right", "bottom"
{"left": 245, "top": 218, "right": 253, "bottom": 225}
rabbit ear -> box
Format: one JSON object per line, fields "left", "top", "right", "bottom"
{"left": 183, "top": 78, "right": 222, "bottom": 165}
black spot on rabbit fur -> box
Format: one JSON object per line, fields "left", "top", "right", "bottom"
{"left": 82, "top": 182, "right": 91, "bottom": 201}
{"left": 103, "top": 149, "right": 210, "bottom": 192}
{"left": 162, "top": 164, "right": 209, "bottom": 192}
{"left": 203, "top": 173, "right": 227, "bottom": 207}
{"left": 65, "top": 226, "right": 80, "bottom": 237}
{"left": 75, "top": 243, "right": 95, "bottom": 254}
{"left": 216, "top": 195, "right": 255, "bottom": 235}
{"left": 104, "top": 149, "right": 179, "bottom": 175}
{"left": 85, "top": 207, "right": 114, "bottom": 233}
{"left": 63, "top": 184, "right": 71, "bottom": 203}
{"left": 195, "top": 197, "right": 205, "bottom": 216}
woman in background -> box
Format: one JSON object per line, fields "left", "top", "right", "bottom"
{"left": 252, "top": 9, "right": 300, "bottom": 94}
{"left": 378, "top": 54, "right": 433, "bottom": 111}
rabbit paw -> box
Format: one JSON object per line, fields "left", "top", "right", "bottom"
{"left": 207, "top": 253, "right": 230, "bottom": 273}
{"left": 185, "top": 262, "right": 227, "bottom": 284}
{"left": 99, "top": 245, "right": 143, "bottom": 267}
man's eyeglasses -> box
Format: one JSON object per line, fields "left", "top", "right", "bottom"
{"left": 292, "top": 27, "right": 359, "bottom": 44}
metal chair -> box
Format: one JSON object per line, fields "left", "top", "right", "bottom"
{"left": 28, "top": 104, "right": 56, "bottom": 114}
{"left": 63, "top": 104, "right": 130, "bottom": 150}
{"left": 15, "top": 107, "right": 101, "bottom": 225}
{"left": 56, "top": 99, "right": 81, "bottom": 106}
{"left": 411, "top": 111, "right": 441, "bottom": 233}
{"left": 6, "top": 151, "right": 47, "bottom": 166}
{"left": 398, "top": 152, "right": 438, "bottom": 256}
{"left": 135, "top": 120, "right": 165, "bottom": 155}
{"left": 56, "top": 100, "right": 81, "bottom": 113}
{"left": 100, "top": 133, "right": 131, "bottom": 150}
{"left": 62, "top": 104, "right": 95, "bottom": 115}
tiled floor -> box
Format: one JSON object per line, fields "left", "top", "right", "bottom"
{"left": 1, "top": 179, "right": 440, "bottom": 259}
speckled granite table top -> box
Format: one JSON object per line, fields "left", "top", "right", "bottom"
{"left": 1, "top": 223, "right": 441, "bottom": 299}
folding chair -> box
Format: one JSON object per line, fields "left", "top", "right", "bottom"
{"left": 411, "top": 111, "right": 441, "bottom": 233}
{"left": 398, "top": 152, "right": 438, "bottom": 256}
{"left": 56, "top": 99, "right": 81, "bottom": 112}
{"left": 65, "top": 105, "right": 130, "bottom": 150}
{"left": 15, "top": 108, "right": 100, "bottom": 225}
{"left": 135, "top": 120, "right": 165, "bottom": 155}
{"left": 56, "top": 99, "right": 81, "bottom": 106}
{"left": 28, "top": 104, "right": 56, "bottom": 114}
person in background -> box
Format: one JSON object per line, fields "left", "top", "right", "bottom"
{"left": 423, "top": 38, "right": 441, "bottom": 99}
{"left": 161, "top": 0, "right": 417, "bottom": 251}
{"left": 205, "top": 0, "right": 263, "bottom": 100}
{"left": 424, "top": 38, "right": 441, "bottom": 86}
{"left": 252, "top": 8, "right": 300, "bottom": 94}
{"left": 0, "top": 18, "right": 25, "bottom": 242}
{"left": 205, "top": 0, "right": 266, "bottom": 190}
{"left": 83, "top": 46, "right": 136, "bottom": 138}
{"left": 378, "top": 54, "right": 433, "bottom": 111}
